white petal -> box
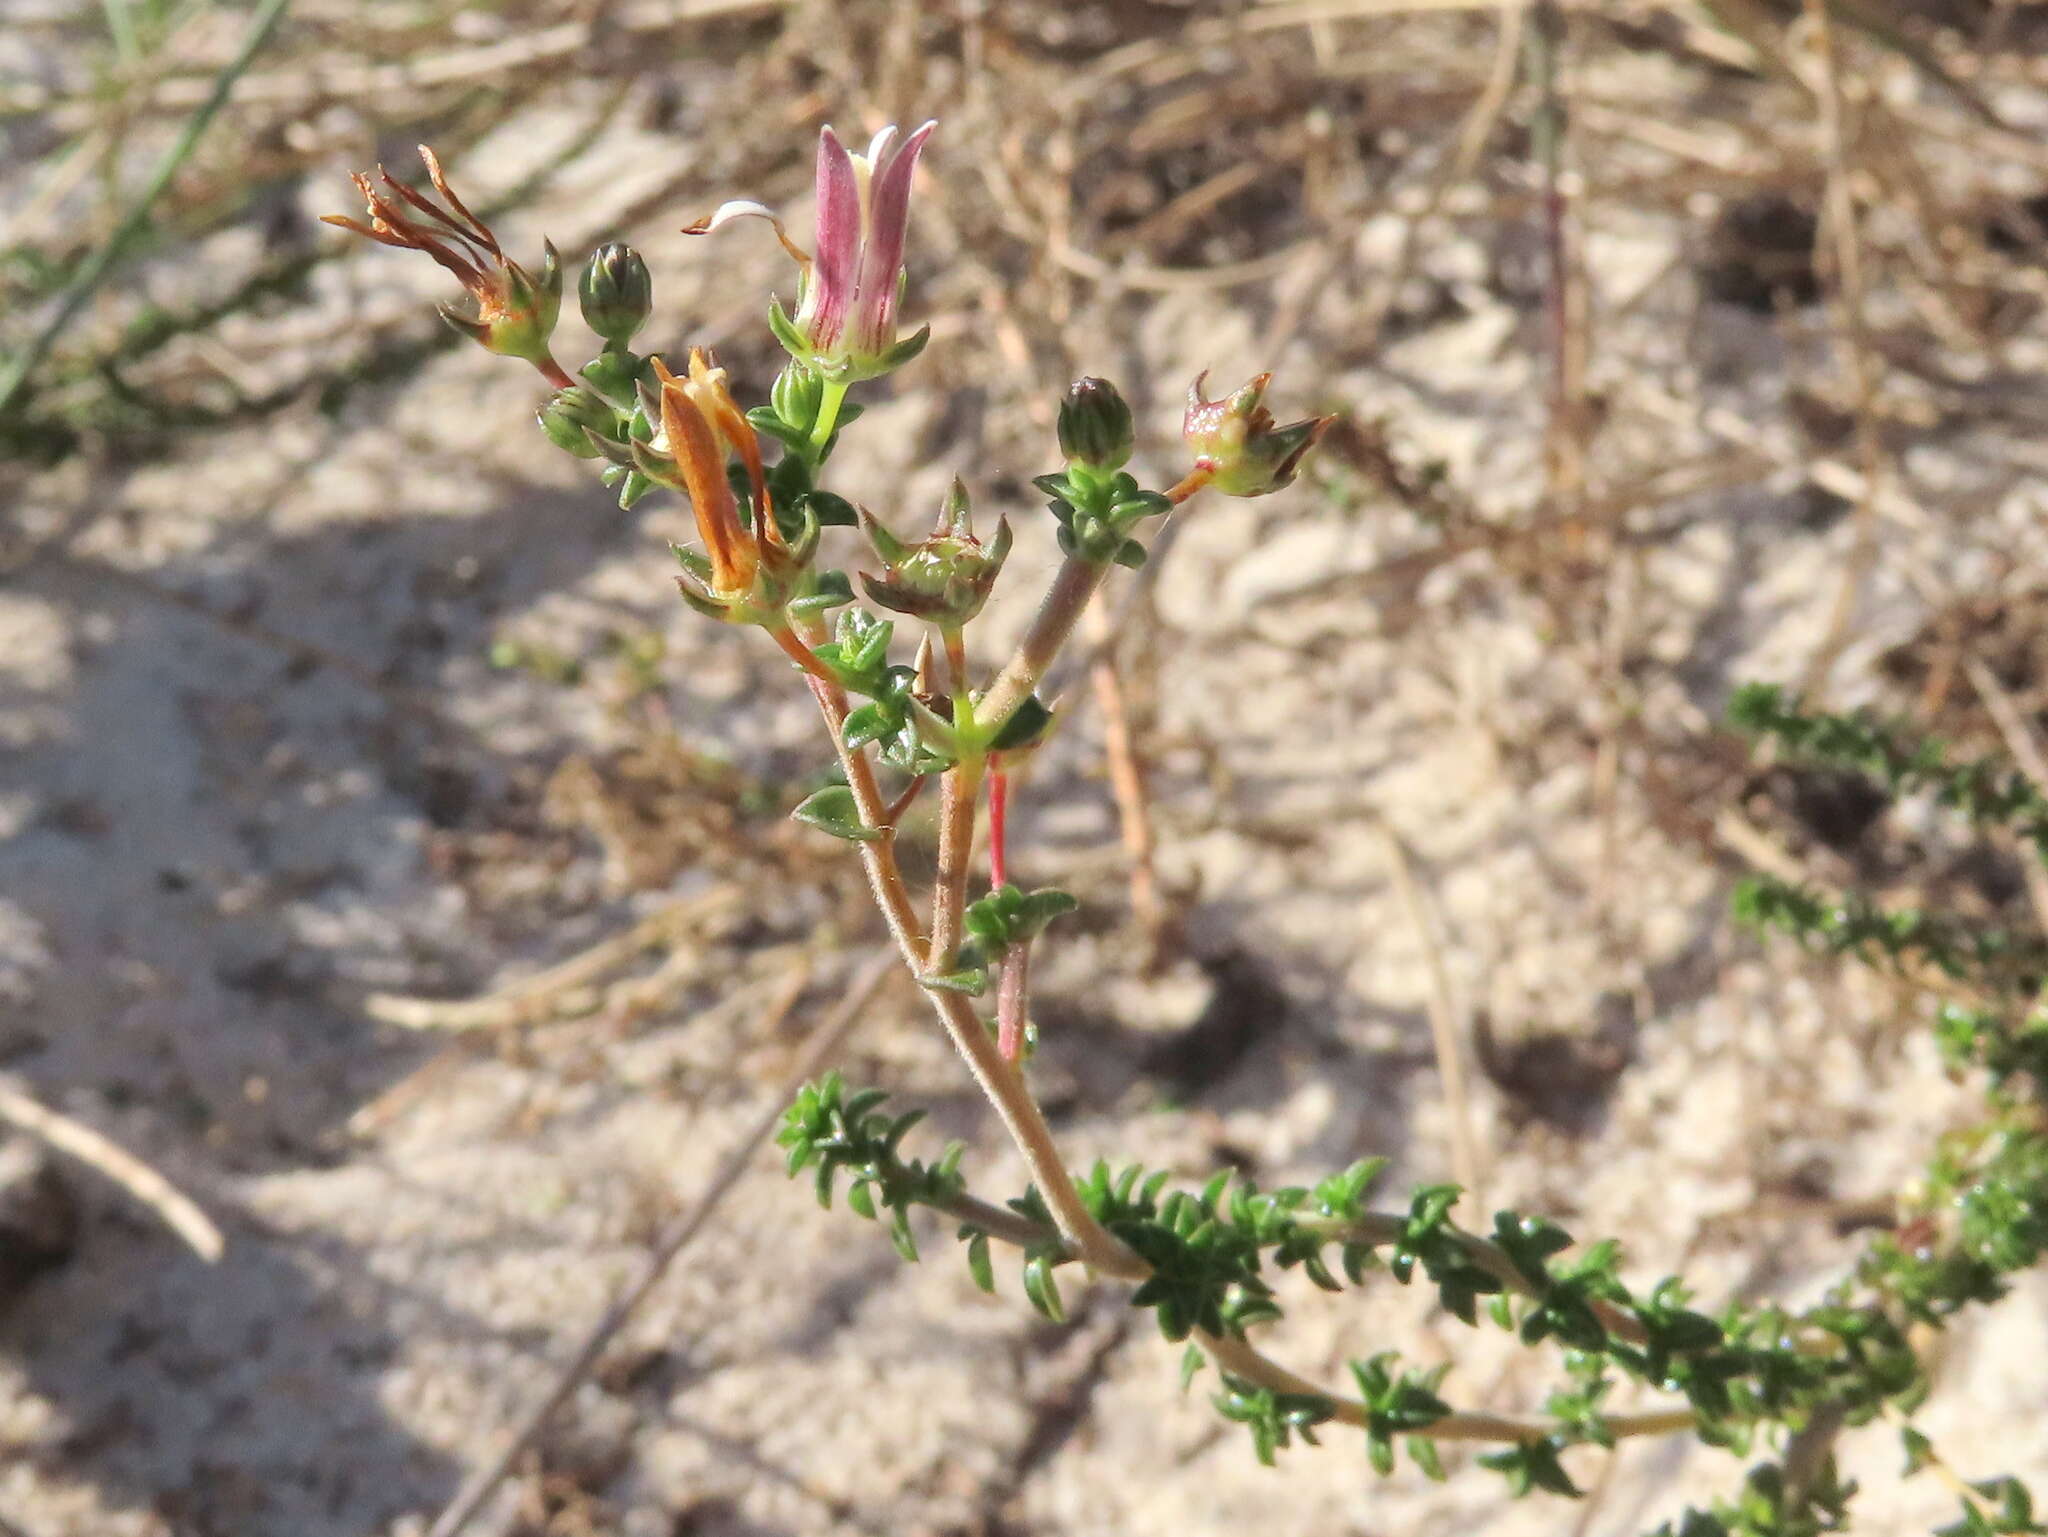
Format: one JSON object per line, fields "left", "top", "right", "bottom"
{"left": 695, "top": 199, "right": 780, "bottom": 232}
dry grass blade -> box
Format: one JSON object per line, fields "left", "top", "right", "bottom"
{"left": 362, "top": 886, "right": 742, "bottom": 1032}
{"left": 0, "top": 1077, "right": 224, "bottom": 1263}
{"left": 1372, "top": 820, "right": 1487, "bottom": 1219}
{"left": 1795, "top": 0, "right": 1887, "bottom": 703}
{"left": 0, "top": 0, "right": 293, "bottom": 417}
{"left": 1083, "top": 601, "right": 1166, "bottom": 957}
{"left": 1961, "top": 657, "right": 2048, "bottom": 936}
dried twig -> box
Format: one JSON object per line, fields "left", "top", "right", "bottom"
{"left": 0, "top": 1077, "right": 224, "bottom": 1263}
{"left": 1962, "top": 657, "right": 2048, "bottom": 935}
{"left": 1796, "top": 0, "right": 1887, "bottom": 703}
{"left": 363, "top": 887, "right": 742, "bottom": 1032}
{"left": 1083, "top": 601, "right": 1166, "bottom": 955}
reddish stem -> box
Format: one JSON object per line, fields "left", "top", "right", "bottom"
{"left": 1165, "top": 466, "right": 1215, "bottom": 506}
{"left": 882, "top": 775, "right": 929, "bottom": 828}
{"left": 997, "top": 941, "right": 1031, "bottom": 1061}
{"left": 988, "top": 765, "right": 1009, "bottom": 889}
{"left": 768, "top": 625, "right": 834, "bottom": 681}
{"left": 536, "top": 355, "right": 575, "bottom": 391}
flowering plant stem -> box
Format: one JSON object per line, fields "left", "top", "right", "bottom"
{"left": 978, "top": 468, "right": 1211, "bottom": 735}
{"left": 916, "top": 1164, "right": 1698, "bottom": 1442}
{"left": 808, "top": 377, "right": 850, "bottom": 457}
{"left": 798, "top": 665, "right": 1141, "bottom": 1274}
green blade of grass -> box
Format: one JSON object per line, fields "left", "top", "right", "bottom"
{"left": 0, "top": 0, "right": 293, "bottom": 421}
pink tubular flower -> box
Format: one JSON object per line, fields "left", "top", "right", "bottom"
{"left": 686, "top": 121, "right": 937, "bottom": 382}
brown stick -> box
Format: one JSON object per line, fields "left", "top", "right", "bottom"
{"left": 0, "top": 1078, "right": 225, "bottom": 1263}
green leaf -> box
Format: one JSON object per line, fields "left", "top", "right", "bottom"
{"left": 1367, "top": 1433, "right": 1394, "bottom": 1477}
{"left": 767, "top": 295, "right": 810, "bottom": 362}
{"left": 787, "top": 567, "right": 854, "bottom": 619}
{"left": 802, "top": 489, "right": 859, "bottom": 527}
{"left": 791, "top": 784, "right": 881, "bottom": 842}
{"left": 1022, "top": 1252, "right": 1066, "bottom": 1322}
{"left": 1478, "top": 1438, "right": 1582, "bottom": 1499}
{"left": 988, "top": 692, "right": 1056, "bottom": 753}
{"left": 616, "top": 468, "right": 654, "bottom": 509}
{"left": 889, "top": 1207, "right": 919, "bottom": 1263}
{"left": 1408, "top": 1435, "right": 1446, "bottom": 1481}
{"left": 744, "top": 404, "right": 810, "bottom": 451}
{"left": 842, "top": 704, "right": 893, "bottom": 749}
{"left": 919, "top": 964, "right": 989, "bottom": 996}
{"left": 965, "top": 1230, "right": 995, "bottom": 1293}
{"left": 1901, "top": 1426, "right": 1934, "bottom": 1477}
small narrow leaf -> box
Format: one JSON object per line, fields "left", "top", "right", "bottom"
{"left": 965, "top": 1231, "right": 995, "bottom": 1293}
{"left": 791, "top": 784, "right": 881, "bottom": 842}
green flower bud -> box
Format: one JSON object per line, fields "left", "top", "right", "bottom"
{"left": 771, "top": 362, "right": 825, "bottom": 436}
{"left": 537, "top": 385, "right": 620, "bottom": 459}
{"left": 1057, "top": 376, "right": 1135, "bottom": 472}
{"left": 579, "top": 242, "right": 653, "bottom": 351}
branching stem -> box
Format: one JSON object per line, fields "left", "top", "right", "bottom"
{"left": 1197, "top": 1329, "right": 1696, "bottom": 1444}
{"left": 977, "top": 554, "right": 1107, "bottom": 738}
{"left": 923, "top": 1176, "right": 1696, "bottom": 1445}
{"left": 978, "top": 470, "right": 1211, "bottom": 735}
{"left": 768, "top": 624, "right": 835, "bottom": 682}
{"left": 798, "top": 671, "right": 1139, "bottom": 1277}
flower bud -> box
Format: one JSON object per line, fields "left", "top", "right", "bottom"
{"left": 537, "top": 385, "right": 619, "bottom": 459}
{"left": 770, "top": 362, "right": 825, "bottom": 436}
{"left": 579, "top": 242, "right": 654, "bottom": 351}
{"left": 1057, "top": 377, "right": 1134, "bottom": 473}
{"left": 1183, "top": 371, "right": 1335, "bottom": 498}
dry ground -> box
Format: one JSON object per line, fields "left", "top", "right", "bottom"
{"left": 5, "top": 1, "right": 2048, "bottom": 1533}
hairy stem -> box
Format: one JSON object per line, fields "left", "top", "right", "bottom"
{"left": 799, "top": 673, "right": 1138, "bottom": 1277}
{"left": 927, "top": 623, "right": 982, "bottom": 968}
{"left": 768, "top": 624, "right": 835, "bottom": 682}
{"left": 978, "top": 470, "right": 1212, "bottom": 735}
{"left": 977, "top": 555, "right": 1109, "bottom": 738}
{"left": 996, "top": 939, "right": 1031, "bottom": 1061}
{"left": 1197, "top": 1330, "right": 1696, "bottom": 1443}
{"left": 928, "top": 755, "right": 985, "bottom": 968}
